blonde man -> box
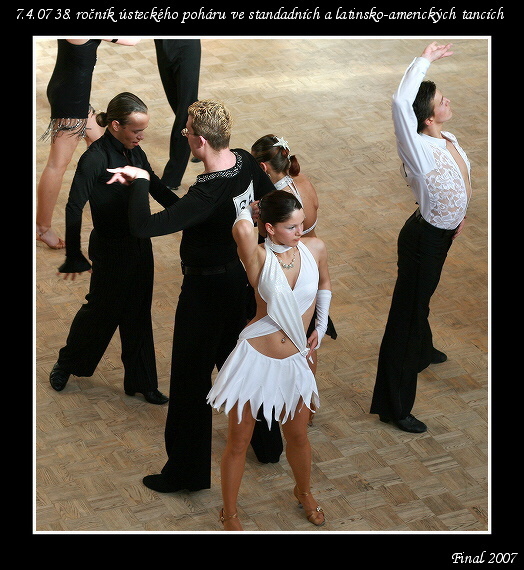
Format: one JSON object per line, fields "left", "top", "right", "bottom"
{"left": 111, "top": 100, "right": 278, "bottom": 492}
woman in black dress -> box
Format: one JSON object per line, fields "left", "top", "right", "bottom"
{"left": 36, "top": 38, "right": 140, "bottom": 249}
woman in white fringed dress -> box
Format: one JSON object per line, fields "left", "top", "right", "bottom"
{"left": 207, "top": 189, "right": 332, "bottom": 531}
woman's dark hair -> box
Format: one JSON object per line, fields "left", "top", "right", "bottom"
{"left": 251, "top": 134, "right": 300, "bottom": 177}
{"left": 412, "top": 80, "right": 437, "bottom": 133}
{"left": 96, "top": 92, "right": 148, "bottom": 127}
{"left": 259, "top": 190, "right": 302, "bottom": 226}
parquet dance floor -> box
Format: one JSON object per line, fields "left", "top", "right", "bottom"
{"left": 34, "top": 37, "right": 489, "bottom": 534}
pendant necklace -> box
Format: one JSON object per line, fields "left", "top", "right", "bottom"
{"left": 265, "top": 237, "right": 296, "bottom": 270}
{"left": 275, "top": 248, "right": 296, "bottom": 269}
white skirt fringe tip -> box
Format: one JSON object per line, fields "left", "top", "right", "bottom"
{"left": 207, "top": 339, "right": 319, "bottom": 427}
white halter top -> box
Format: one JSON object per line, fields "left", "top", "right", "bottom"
{"left": 273, "top": 175, "right": 318, "bottom": 235}
{"left": 240, "top": 240, "right": 318, "bottom": 356}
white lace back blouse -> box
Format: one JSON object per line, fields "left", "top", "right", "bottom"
{"left": 393, "top": 57, "right": 471, "bottom": 230}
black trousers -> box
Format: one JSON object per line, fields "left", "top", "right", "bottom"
{"left": 162, "top": 265, "right": 247, "bottom": 491}
{"left": 154, "top": 39, "right": 201, "bottom": 188}
{"left": 57, "top": 231, "right": 158, "bottom": 394}
{"left": 370, "top": 210, "right": 456, "bottom": 420}
{"left": 160, "top": 262, "right": 283, "bottom": 491}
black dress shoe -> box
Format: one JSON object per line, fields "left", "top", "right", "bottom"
{"left": 143, "top": 473, "right": 210, "bottom": 493}
{"left": 143, "top": 474, "right": 180, "bottom": 493}
{"left": 125, "top": 389, "right": 169, "bottom": 405}
{"left": 431, "top": 348, "right": 448, "bottom": 364}
{"left": 380, "top": 414, "right": 427, "bottom": 433}
{"left": 49, "top": 363, "right": 70, "bottom": 392}
{"left": 190, "top": 156, "right": 201, "bottom": 163}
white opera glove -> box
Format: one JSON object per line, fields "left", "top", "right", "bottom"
{"left": 233, "top": 205, "right": 254, "bottom": 227}
{"left": 314, "top": 289, "right": 332, "bottom": 349}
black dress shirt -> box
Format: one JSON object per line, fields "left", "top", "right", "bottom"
{"left": 59, "top": 129, "right": 177, "bottom": 273}
{"left": 128, "top": 149, "right": 274, "bottom": 267}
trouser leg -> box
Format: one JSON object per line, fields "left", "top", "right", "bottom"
{"left": 57, "top": 236, "right": 122, "bottom": 376}
{"left": 119, "top": 240, "right": 158, "bottom": 394}
{"left": 154, "top": 39, "right": 201, "bottom": 188}
{"left": 250, "top": 408, "right": 284, "bottom": 463}
{"left": 57, "top": 296, "right": 118, "bottom": 377}
{"left": 161, "top": 310, "right": 215, "bottom": 491}
{"left": 57, "top": 235, "right": 157, "bottom": 396}
{"left": 161, "top": 266, "right": 247, "bottom": 491}
{"left": 370, "top": 212, "right": 453, "bottom": 419}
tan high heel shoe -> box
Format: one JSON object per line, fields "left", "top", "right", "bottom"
{"left": 36, "top": 228, "right": 65, "bottom": 249}
{"left": 219, "top": 508, "right": 242, "bottom": 530}
{"left": 293, "top": 486, "right": 325, "bottom": 527}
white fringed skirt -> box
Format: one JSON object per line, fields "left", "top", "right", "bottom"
{"left": 207, "top": 339, "right": 319, "bottom": 428}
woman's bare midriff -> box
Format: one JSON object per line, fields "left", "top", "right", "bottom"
{"left": 246, "top": 300, "right": 315, "bottom": 359}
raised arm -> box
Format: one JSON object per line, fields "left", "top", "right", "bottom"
{"left": 232, "top": 206, "right": 260, "bottom": 272}
{"left": 391, "top": 41, "right": 453, "bottom": 176}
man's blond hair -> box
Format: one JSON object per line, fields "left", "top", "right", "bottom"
{"left": 188, "top": 100, "right": 232, "bottom": 150}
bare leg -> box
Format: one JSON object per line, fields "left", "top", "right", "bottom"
{"left": 36, "top": 132, "right": 80, "bottom": 248}
{"left": 36, "top": 110, "right": 103, "bottom": 248}
{"left": 85, "top": 110, "right": 104, "bottom": 145}
{"left": 220, "top": 403, "right": 256, "bottom": 531}
{"left": 281, "top": 402, "right": 325, "bottom": 526}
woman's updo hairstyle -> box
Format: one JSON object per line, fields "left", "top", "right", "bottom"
{"left": 251, "top": 134, "right": 300, "bottom": 177}
{"left": 96, "top": 92, "right": 148, "bottom": 128}
{"left": 259, "top": 190, "right": 302, "bottom": 227}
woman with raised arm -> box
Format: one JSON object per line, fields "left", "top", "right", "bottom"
{"left": 251, "top": 135, "right": 337, "bottom": 424}
{"left": 207, "top": 189, "right": 332, "bottom": 530}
